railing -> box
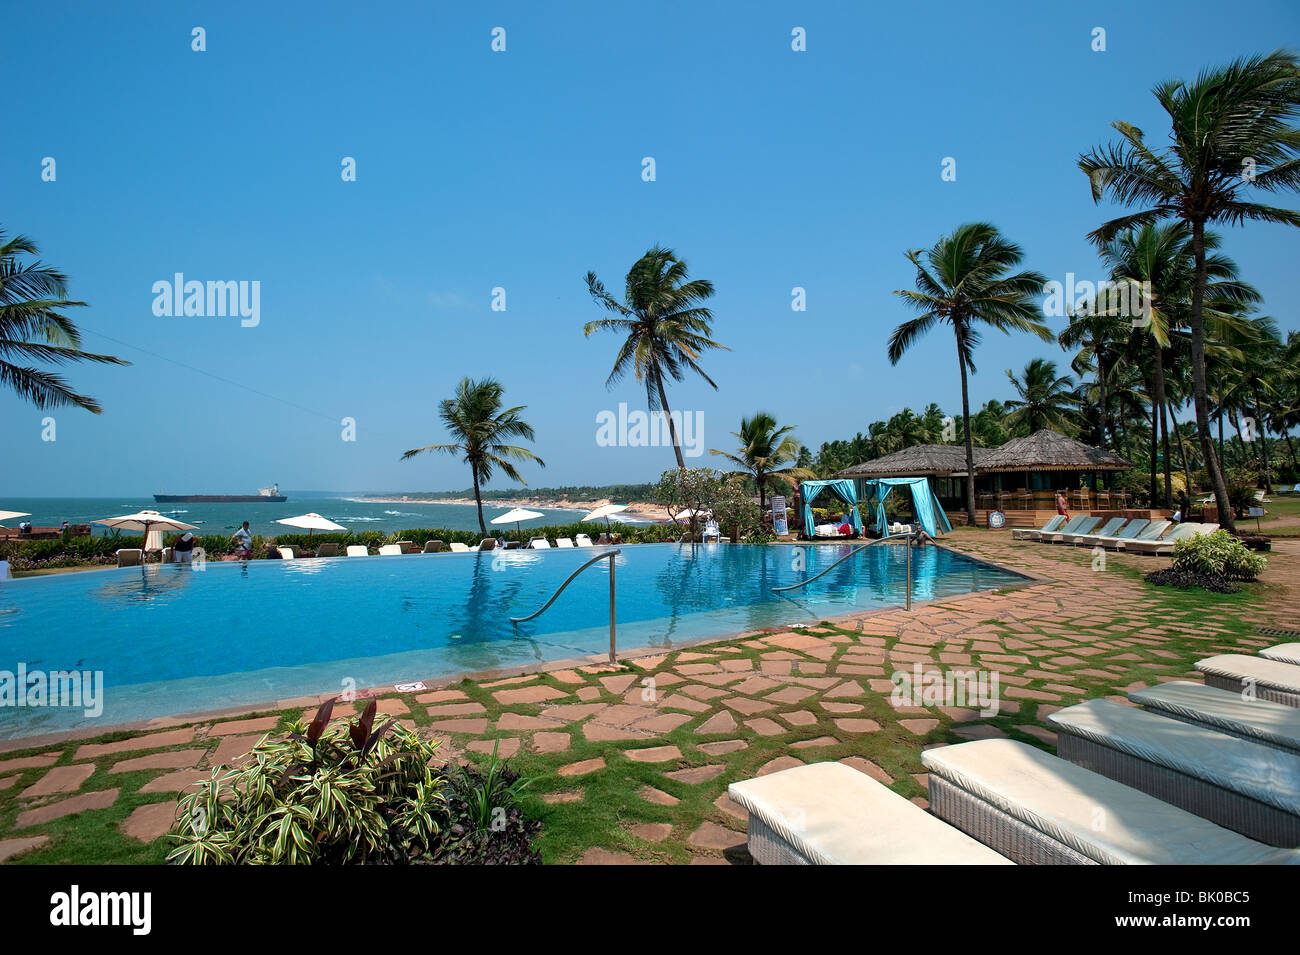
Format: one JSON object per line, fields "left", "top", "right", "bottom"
{"left": 510, "top": 548, "right": 620, "bottom": 663}
{"left": 772, "top": 533, "right": 913, "bottom": 610}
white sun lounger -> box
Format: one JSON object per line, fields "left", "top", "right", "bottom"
{"left": 574, "top": 534, "right": 594, "bottom": 547}
{"left": 922, "top": 739, "right": 1300, "bottom": 865}
{"left": 1011, "top": 515, "right": 1065, "bottom": 541}
{"left": 555, "top": 537, "right": 575, "bottom": 548}
{"left": 447, "top": 542, "right": 470, "bottom": 553}
{"left": 345, "top": 545, "right": 369, "bottom": 557}
{"left": 1129, "top": 681, "right": 1300, "bottom": 757}
{"left": 116, "top": 548, "right": 143, "bottom": 567}
{"left": 1053, "top": 516, "right": 1112, "bottom": 545}
{"left": 1123, "top": 522, "right": 1219, "bottom": 556}
{"left": 1261, "top": 643, "right": 1300, "bottom": 667}
{"left": 1196, "top": 655, "right": 1300, "bottom": 708}
{"left": 377, "top": 544, "right": 402, "bottom": 556}
{"left": 1036, "top": 515, "right": 1091, "bottom": 543}
{"left": 1048, "top": 698, "right": 1300, "bottom": 846}
{"left": 727, "top": 762, "right": 1011, "bottom": 865}
{"left": 1074, "top": 518, "right": 1149, "bottom": 549}
{"left": 528, "top": 537, "right": 551, "bottom": 549}
{"left": 277, "top": 546, "right": 296, "bottom": 560}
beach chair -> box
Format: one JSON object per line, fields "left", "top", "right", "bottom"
{"left": 1197, "top": 655, "right": 1300, "bottom": 707}
{"left": 1057, "top": 516, "right": 1123, "bottom": 545}
{"left": 503, "top": 540, "right": 520, "bottom": 549}
{"left": 116, "top": 548, "right": 143, "bottom": 567}
{"left": 528, "top": 537, "right": 551, "bottom": 549}
{"left": 1124, "top": 522, "right": 1218, "bottom": 556}
{"left": 1129, "top": 681, "right": 1300, "bottom": 757}
{"left": 575, "top": 533, "right": 594, "bottom": 547}
{"left": 345, "top": 545, "right": 369, "bottom": 557}
{"left": 1044, "top": 515, "right": 1101, "bottom": 543}
{"left": 448, "top": 542, "right": 470, "bottom": 553}
{"left": 396, "top": 540, "right": 419, "bottom": 554}
{"left": 1072, "top": 518, "right": 1147, "bottom": 549}
{"left": 421, "top": 540, "right": 444, "bottom": 553}
{"left": 316, "top": 543, "right": 341, "bottom": 557}
{"left": 1107, "top": 519, "right": 1170, "bottom": 551}
{"left": 1011, "top": 515, "right": 1065, "bottom": 541}
{"left": 555, "top": 537, "right": 575, "bottom": 548}
{"left": 1260, "top": 643, "right": 1300, "bottom": 667}
{"left": 478, "top": 538, "right": 496, "bottom": 551}
{"left": 378, "top": 544, "right": 402, "bottom": 556}
{"left": 1032, "top": 514, "right": 1088, "bottom": 543}
{"left": 277, "top": 546, "right": 296, "bottom": 560}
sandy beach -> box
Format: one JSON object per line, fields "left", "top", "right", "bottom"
{"left": 357, "top": 495, "right": 673, "bottom": 522}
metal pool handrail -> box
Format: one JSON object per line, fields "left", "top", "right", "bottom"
{"left": 772, "top": 533, "right": 914, "bottom": 610}
{"left": 510, "top": 548, "right": 620, "bottom": 663}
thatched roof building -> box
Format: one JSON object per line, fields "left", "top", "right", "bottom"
{"left": 979, "top": 429, "right": 1132, "bottom": 473}
{"left": 837, "top": 444, "right": 993, "bottom": 479}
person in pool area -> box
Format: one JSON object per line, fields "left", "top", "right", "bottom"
{"left": 174, "top": 531, "right": 196, "bottom": 564}
{"left": 1056, "top": 491, "right": 1069, "bottom": 520}
{"left": 231, "top": 521, "right": 252, "bottom": 558}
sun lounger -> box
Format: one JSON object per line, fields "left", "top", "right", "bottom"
{"left": 277, "top": 546, "right": 296, "bottom": 560}
{"left": 528, "top": 537, "right": 551, "bottom": 549}
{"left": 448, "top": 542, "right": 470, "bottom": 553}
{"left": 1011, "top": 515, "right": 1066, "bottom": 541}
{"left": 1129, "top": 681, "right": 1300, "bottom": 757}
{"left": 1123, "top": 522, "right": 1219, "bottom": 556}
{"left": 421, "top": 540, "right": 443, "bottom": 553}
{"left": 1261, "top": 643, "right": 1300, "bottom": 667}
{"left": 345, "top": 545, "right": 369, "bottom": 557}
{"left": 316, "top": 543, "right": 341, "bottom": 557}
{"left": 474, "top": 538, "right": 494, "bottom": 551}
{"left": 575, "top": 533, "right": 594, "bottom": 547}
{"left": 1057, "top": 516, "right": 1124, "bottom": 545}
{"left": 1050, "top": 516, "right": 1106, "bottom": 544}
{"left": 1109, "top": 519, "right": 1171, "bottom": 550}
{"left": 1196, "top": 654, "right": 1300, "bottom": 707}
{"left": 395, "top": 540, "right": 419, "bottom": 554}
{"left": 116, "top": 549, "right": 143, "bottom": 567}
{"left": 923, "top": 739, "right": 1300, "bottom": 864}
{"left": 727, "top": 762, "right": 1011, "bottom": 865}
{"left": 1048, "top": 698, "right": 1300, "bottom": 846}
{"left": 377, "top": 544, "right": 402, "bottom": 555}
{"left": 1031, "top": 514, "right": 1089, "bottom": 542}
{"left": 555, "top": 537, "right": 575, "bottom": 548}
{"left": 503, "top": 540, "right": 520, "bottom": 549}
{"left": 1073, "top": 518, "right": 1149, "bottom": 549}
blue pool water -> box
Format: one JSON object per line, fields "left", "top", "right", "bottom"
{"left": 0, "top": 543, "right": 1023, "bottom": 739}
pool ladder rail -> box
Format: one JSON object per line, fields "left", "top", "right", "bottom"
{"left": 510, "top": 548, "right": 620, "bottom": 664}
{"left": 771, "top": 533, "right": 914, "bottom": 610}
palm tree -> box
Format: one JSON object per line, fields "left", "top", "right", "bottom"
{"left": 1003, "top": 358, "right": 1078, "bottom": 435}
{"left": 584, "top": 246, "right": 728, "bottom": 470}
{"left": 401, "top": 377, "right": 545, "bottom": 536}
{"left": 889, "top": 223, "right": 1051, "bottom": 524}
{"left": 709, "top": 411, "right": 813, "bottom": 510}
{"left": 0, "top": 231, "right": 128, "bottom": 412}
{"left": 1058, "top": 304, "right": 1129, "bottom": 450}
{"left": 1078, "top": 51, "right": 1300, "bottom": 531}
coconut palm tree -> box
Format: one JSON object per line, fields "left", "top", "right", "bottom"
{"left": 709, "top": 411, "right": 813, "bottom": 510}
{"left": 1078, "top": 50, "right": 1300, "bottom": 531}
{"left": 1058, "top": 303, "right": 1130, "bottom": 450}
{"left": 1002, "top": 358, "right": 1078, "bottom": 435}
{"left": 889, "top": 223, "right": 1052, "bottom": 524}
{"left": 401, "top": 377, "right": 545, "bottom": 536}
{"left": 584, "top": 246, "right": 728, "bottom": 470}
{"left": 0, "top": 231, "right": 128, "bottom": 412}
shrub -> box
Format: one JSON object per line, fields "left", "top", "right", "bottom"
{"left": 1145, "top": 568, "right": 1240, "bottom": 593}
{"left": 168, "top": 699, "right": 448, "bottom": 864}
{"left": 424, "top": 740, "right": 541, "bottom": 865}
{"left": 1171, "top": 529, "right": 1267, "bottom": 581}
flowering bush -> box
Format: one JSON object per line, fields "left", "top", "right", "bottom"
{"left": 1171, "top": 529, "right": 1267, "bottom": 581}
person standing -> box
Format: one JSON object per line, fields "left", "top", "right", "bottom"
{"left": 1056, "top": 491, "right": 1069, "bottom": 521}
{"left": 231, "top": 521, "right": 252, "bottom": 558}
{"left": 174, "top": 531, "right": 196, "bottom": 563}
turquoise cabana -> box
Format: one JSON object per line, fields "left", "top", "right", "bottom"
{"left": 799, "top": 480, "right": 864, "bottom": 537}
{"left": 861, "top": 477, "right": 953, "bottom": 538}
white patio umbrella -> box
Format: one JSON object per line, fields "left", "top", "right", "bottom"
{"left": 275, "top": 512, "right": 347, "bottom": 539}
{"left": 0, "top": 510, "right": 32, "bottom": 525}
{"left": 581, "top": 503, "right": 628, "bottom": 528}
{"left": 491, "top": 506, "right": 544, "bottom": 540}
{"left": 94, "top": 510, "right": 198, "bottom": 552}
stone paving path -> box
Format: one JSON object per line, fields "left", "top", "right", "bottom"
{"left": 1, "top": 530, "right": 1295, "bottom": 865}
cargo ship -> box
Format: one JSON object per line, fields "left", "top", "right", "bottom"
{"left": 154, "top": 484, "right": 286, "bottom": 503}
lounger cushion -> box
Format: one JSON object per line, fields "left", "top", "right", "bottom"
{"left": 1261, "top": 643, "right": 1300, "bottom": 667}
{"left": 728, "top": 762, "right": 1011, "bottom": 865}
{"left": 922, "top": 739, "right": 1300, "bottom": 865}
{"left": 1129, "top": 681, "right": 1300, "bottom": 754}
{"left": 1196, "top": 655, "right": 1300, "bottom": 694}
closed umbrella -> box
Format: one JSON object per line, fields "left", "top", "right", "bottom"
{"left": 94, "top": 510, "right": 198, "bottom": 556}
{"left": 490, "top": 506, "right": 544, "bottom": 541}
{"left": 275, "top": 512, "right": 347, "bottom": 539}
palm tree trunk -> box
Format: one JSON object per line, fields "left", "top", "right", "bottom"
{"left": 1096, "top": 352, "right": 1110, "bottom": 450}
{"left": 956, "top": 335, "right": 977, "bottom": 526}
{"left": 1175, "top": 416, "right": 1193, "bottom": 500}
{"left": 472, "top": 469, "right": 486, "bottom": 537}
{"left": 653, "top": 373, "right": 687, "bottom": 471}
{"left": 1285, "top": 432, "right": 1299, "bottom": 470}
{"left": 1152, "top": 344, "right": 1172, "bottom": 508}
{"left": 1190, "top": 221, "right": 1236, "bottom": 533}
{"left": 1149, "top": 400, "right": 1159, "bottom": 507}
{"left": 1253, "top": 387, "right": 1272, "bottom": 493}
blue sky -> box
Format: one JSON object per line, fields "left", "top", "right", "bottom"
{"left": 4, "top": 1, "right": 1298, "bottom": 496}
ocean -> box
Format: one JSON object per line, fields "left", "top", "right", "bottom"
{"left": 0, "top": 494, "right": 621, "bottom": 537}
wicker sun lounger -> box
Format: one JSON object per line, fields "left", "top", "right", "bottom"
{"left": 1012, "top": 515, "right": 1066, "bottom": 541}
{"left": 1261, "top": 643, "right": 1300, "bottom": 667}
{"left": 1048, "top": 698, "right": 1300, "bottom": 847}
{"left": 727, "top": 762, "right": 1011, "bottom": 865}
{"left": 922, "top": 739, "right": 1300, "bottom": 865}
{"left": 1129, "top": 681, "right": 1300, "bottom": 757}
{"left": 1195, "top": 654, "right": 1300, "bottom": 708}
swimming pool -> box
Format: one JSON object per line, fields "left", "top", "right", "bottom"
{"left": 0, "top": 543, "right": 1024, "bottom": 739}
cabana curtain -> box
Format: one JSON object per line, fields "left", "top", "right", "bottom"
{"left": 799, "top": 480, "right": 864, "bottom": 536}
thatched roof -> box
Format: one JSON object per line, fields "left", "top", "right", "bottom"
{"left": 837, "top": 444, "right": 992, "bottom": 478}
{"left": 979, "top": 429, "right": 1132, "bottom": 473}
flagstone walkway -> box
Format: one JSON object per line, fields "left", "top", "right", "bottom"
{"left": 2, "top": 530, "right": 1296, "bottom": 865}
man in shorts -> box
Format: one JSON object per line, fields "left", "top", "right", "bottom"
{"left": 231, "top": 521, "right": 253, "bottom": 558}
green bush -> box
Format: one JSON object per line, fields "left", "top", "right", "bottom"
{"left": 1171, "top": 529, "right": 1267, "bottom": 581}
{"left": 168, "top": 699, "right": 447, "bottom": 865}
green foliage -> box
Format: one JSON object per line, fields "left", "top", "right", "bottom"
{"left": 168, "top": 699, "right": 447, "bottom": 865}
{"left": 389, "top": 484, "right": 656, "bottom": 503}
{"left": 1171, "top": 529, "right": 1267, "bottom": 581}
